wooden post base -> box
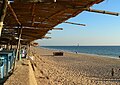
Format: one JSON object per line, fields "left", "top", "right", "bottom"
{"left": 0, "top": 22, "right": 3, "bottom": 36}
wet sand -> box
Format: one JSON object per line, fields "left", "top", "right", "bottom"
{"left": 30, "top": 46, "right": 120, "bottom": 85}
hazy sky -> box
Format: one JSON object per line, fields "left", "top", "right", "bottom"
{"left": 36, "top": 0, "right": 120, "bottom": 46}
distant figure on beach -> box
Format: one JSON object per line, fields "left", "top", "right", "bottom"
{"left": 75, "top": 51, "right": 78, "bottom": 54}
{"left": 111, "top": 68, "right": 114, "bottom": 76}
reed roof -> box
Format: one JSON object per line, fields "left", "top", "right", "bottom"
{"left": 0, "top": 0, "right": 104, "bottom": 45}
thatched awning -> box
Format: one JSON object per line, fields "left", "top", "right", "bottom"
{"left": 0, "top": 0, "right": 104, "bottom": 45}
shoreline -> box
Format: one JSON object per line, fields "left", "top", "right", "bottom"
{"left": 40, "top": 46, "right": 120, "bottom": 60}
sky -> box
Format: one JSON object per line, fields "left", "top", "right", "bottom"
{"left": 36, "top": 0, "right": 120, "bottom": 46}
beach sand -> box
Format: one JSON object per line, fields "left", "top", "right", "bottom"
{"left": 30, "top": 46, "right": 120, "bottom": 85}
{"left": 4, "top": 59, "right": 37, "bottom": 85}
{"left": 4, "top": 60, "right": 30, "bottom": 85}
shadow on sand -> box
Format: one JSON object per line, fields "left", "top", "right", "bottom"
{"left": 0, "top": 73, "right": 13, "bottom": 85}
{"left": 40, "top": 55, "right": 54, "bottom": 57}
{"left": 94, "top": 78, "right": 120, "bottom": 82}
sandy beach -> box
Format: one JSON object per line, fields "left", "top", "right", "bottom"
{"left": 28, "top": 46, "right": 120, "bottom": 85}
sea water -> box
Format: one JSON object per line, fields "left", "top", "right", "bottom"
{"left": 41, "top": 46, "right": 120, "bottom": 59}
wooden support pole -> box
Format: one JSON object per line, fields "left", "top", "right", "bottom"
{"left": 13, "top": 25, "right": 22, "bottom": 71}
{"left": 16, "top": 25, "right": 22, "bottom": 60}
{"left": 8, "top": 4, "right": 21, "bottom": 25}
{"left": 6, "top": 42, "right": 10, "bottom": 50}
{"left": 86, "top": 8, "right": 119, "bottom": 16}
{"left": 64, "top": 21, "right": 86, "bottom": 26}
{"left": 47, "top": 32, "right": 51, "bottom": 34}
{"left": 42, "top": 36, "right": 51, "bottom": 39}
{"left": 26, "top": 43, "right": 30, "bottom": 57}
{"left": 10, "top": 44, "right": 12, "bottom": 49}
{"left": 31, "top": 3, "right": 36, "bottom": 26}
{"left": 52, "top": 28, "right": 63, "bottom": 30}
{"left": 18, "top": 43, "right": 21, "bottom": 60}
{"left": 0, "top": 0, "right": 8, "bottom": 36}
{"left": 6, "top": 39, "right": 10, "bottom": 50}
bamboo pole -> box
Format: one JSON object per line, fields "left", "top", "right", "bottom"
{"left": 8, "top": 4, "right": 21, "bottom": 25}
{"left": 26, "top": 43, "right": 30, "bottom": 58}
{"left": 52, "top": 28, "right": 63, "bottom": 30}
{"left": 13, "top": 25, "right": 22, "bottom": 71}
{"left": 0, "top": 0, "right": 8, "bottom": 36}
{"left": 86, "top": 8, "right": 119, "bottom": 16}
{"left": 64, "top": 21, "right": 86, "bottom": 26}
{"left": 16, "top": 25, "right": 22, "bottom": 60}
{"left": 42, "top": 36, "right": 51, "bottom": 39}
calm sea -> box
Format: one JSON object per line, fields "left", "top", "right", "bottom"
{"left": 41, "top": 46, "right": 120, "bottom": 59}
